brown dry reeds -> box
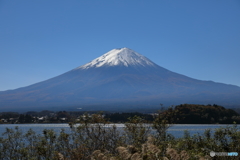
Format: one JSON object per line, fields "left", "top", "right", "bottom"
{"left": 91, "top": 150, "right": 109, "bottom": 160}
{"left": 166, "top": 147, "right": 180, "bottom": 160}
{"left": 116, "top": 146, "right": 132, "bottom": 159}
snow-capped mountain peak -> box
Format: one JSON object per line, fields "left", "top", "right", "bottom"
{"left": 77, "top": 48, "right": 156, "bottom": 69}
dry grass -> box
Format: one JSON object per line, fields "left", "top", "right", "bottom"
{"left": 57, "top": 152, "right": 65, "bottom": 160}
{"left": 91, "top": 150, "right": 109, "bottom": 160}
{"left": 166, "top": 147, "right": 190, "bottom": 160}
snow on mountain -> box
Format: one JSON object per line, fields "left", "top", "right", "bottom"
{"left": 76, "top": 48, "right": 156, "bottom": 69}
{"left": 1, "top": 47, "right": 240, "bottom": 111}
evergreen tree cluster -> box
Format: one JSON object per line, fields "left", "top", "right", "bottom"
{"left": 161, "top": 104, "right": 240, "bottom": 124}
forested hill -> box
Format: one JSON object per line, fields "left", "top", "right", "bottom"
{"left": 161, "top": 104, "right": 240, "bottom": 124}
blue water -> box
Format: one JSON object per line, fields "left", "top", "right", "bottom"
{"left": 0, "top": 123, "right": 237, "bottom": 138}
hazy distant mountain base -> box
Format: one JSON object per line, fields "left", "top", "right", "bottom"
{"left": 1, "top": 100, "right": 240, "bottom": 113}
{"left": 1, "top": 48, "right": 240, "bottom": 111}
{"left": 0, "top": 104, "right": 163, "bottom": 113}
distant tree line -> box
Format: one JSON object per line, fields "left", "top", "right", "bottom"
{"left": 104, "top": 112, "right": 154, "bottom": 123}
{"left": 1, "top": 104, "right": 240, "bottom": 124}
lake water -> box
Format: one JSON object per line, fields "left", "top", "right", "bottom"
{"left": 0, "top": 124, "right": 238, "bottom": 138}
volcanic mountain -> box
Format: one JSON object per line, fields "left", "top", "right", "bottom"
{"left": 1, "top": 48, "right": 240, "bottom": 111}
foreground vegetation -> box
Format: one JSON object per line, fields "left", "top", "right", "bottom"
{"left": 0, "top": 112, "right": 240, "bottom": 160}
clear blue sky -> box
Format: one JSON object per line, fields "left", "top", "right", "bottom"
{"left": 1, "top": 0, "right": 240, "bottom": 91}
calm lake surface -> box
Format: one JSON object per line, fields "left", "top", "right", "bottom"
{"left": 0, "top": 124, "right": 238, "bottom": 138}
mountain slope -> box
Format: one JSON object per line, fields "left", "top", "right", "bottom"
{"left": 0, "top": 48, "right": 240, "bottom": 111}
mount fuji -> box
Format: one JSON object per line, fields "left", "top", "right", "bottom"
{"left": 1, "top": 48, "right": 240, "bottom": 111}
